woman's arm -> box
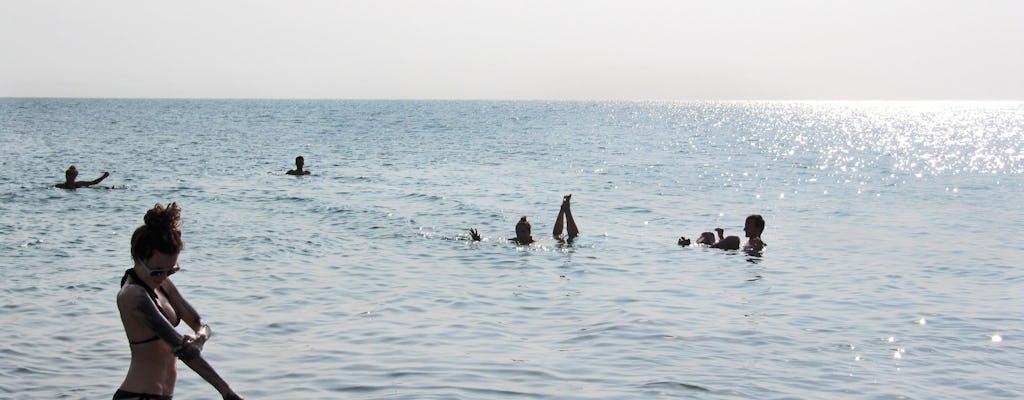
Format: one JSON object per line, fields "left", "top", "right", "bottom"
{"left": 78, "top": 171, "right": 110, "bottom": 187}
{"left": 163, "top": 280, "right": 204, "bottom": 332}
{"left": 157, "top": 282, "right": 242, "bottom": 399}
{"left": 176, "top": 347, "right": 243, "bottom": 400}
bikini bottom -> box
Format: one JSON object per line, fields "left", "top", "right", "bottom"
{"left": 112, "top": 388, "right": 172, "bottom": 400}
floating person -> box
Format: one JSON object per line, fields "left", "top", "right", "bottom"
{"left": 678, "top": 214, "right": 766, "bottom": 252}
{"left": 678, "top": 231, "right": 718, "bottom": 247}
{"left": 470, "top": 194, "right": 579, "bottom": 245}
{"left": 712, "top": 215, "right": 766, "bottom": 251}
{"left": 115, "top": 202, "right": 243, "bottom": 400}
{"left": 55, "top": 165, "right": 109, "bottom": 189}
{"left": 286, "top": 156, "right": 311, "bottom": 175}
{"left": 710, "top": 227, "right": 741, "bottom": 250}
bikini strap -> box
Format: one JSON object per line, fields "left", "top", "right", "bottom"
{"left": 121, "top": 268, "right": 181, "bottom": 327}
{"left": 121, "top": 268, "right": 158, "bottom": 302}
{"left": 129, "top": 335, "right": 161, "bottom": 345}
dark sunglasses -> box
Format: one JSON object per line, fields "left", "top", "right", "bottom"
{"left": 143, "top": 261, "right": 181, "bottom": 278}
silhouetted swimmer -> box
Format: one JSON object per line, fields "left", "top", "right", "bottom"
{"left": 511, "top": 215, "right": 536, "bottom": 244}
{"left": 469, "top": 218, "right": 531, "bottom": 243}
{"left": 470, "top": 194, "right": 580, "bottom": 245}
{"left": 286, "top": 156, "right": 311, "bottom": 175}
{"left": 55, "top": 165, "right": 109, "bottom": 189}
{"left": 678, "top": 231, "right": 719, "bottom": 247}
{"left": 678, "top": 215, "right": 766, "bottom": 252}
{"left": 552, "top": 194, "right": 579, "bottom": 243}
{"left": 710, "top": 227, "right": 741, "bottom": 250}
{"left": 740, "top": 214, "right": 766, "bottom": 252}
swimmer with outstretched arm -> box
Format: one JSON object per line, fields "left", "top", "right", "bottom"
{"left": 55, "top": 165, "right": 109, "bottom": 189}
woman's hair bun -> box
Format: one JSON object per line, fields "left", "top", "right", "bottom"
{"left": 143, "top": 202, "right": 182, "bottom": 231}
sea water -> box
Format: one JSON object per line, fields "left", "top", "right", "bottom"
{"left": 0, "top": 99, "right": 1021, "bottom": 399}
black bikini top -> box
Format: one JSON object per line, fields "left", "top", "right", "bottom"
{"left": 121, "top": 268, "right": 181, "bottom": 345}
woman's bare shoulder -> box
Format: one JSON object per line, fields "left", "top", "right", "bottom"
{"left": 116, "top": 283, "right": 150, "bottom": 310}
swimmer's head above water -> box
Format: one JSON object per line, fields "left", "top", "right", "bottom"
{"left": 515, "top": 216, "right": 533, "bottom": 243}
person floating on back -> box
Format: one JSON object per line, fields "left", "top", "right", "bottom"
{"left": 678, "top": 231, "right": 719, "bottom": 247}
{"left": 286, "top": 156, "right": 311, "bottom": 175}
{"left": 679, "top": 214, "right": 765, "bottom": 252}
{"left": 55, "top": 165, "right": 109, "bottom": 189}
{"left": 470, "top": 194, "right": 579, "bottom": 245}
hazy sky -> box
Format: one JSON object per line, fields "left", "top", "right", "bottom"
{"left": 1, "top": 0, "right": 1021, "bottom": 100}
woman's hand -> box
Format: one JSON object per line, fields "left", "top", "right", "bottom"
{"left": 175, "top": 335, "right": 204, "bottom": 360}
{"left": 191, "top": 323, "right": 212, "bottom": 351}
{"left": 191, "top": 333, "right": 208, "bottom": 352}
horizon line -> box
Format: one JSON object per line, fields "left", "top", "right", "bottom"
{"left": 2, "top": 96, "right": 1022, "bottom": 103}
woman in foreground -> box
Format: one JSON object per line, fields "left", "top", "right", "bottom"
{"left": 115, "top": 202, "right": 242, "bottom": 400}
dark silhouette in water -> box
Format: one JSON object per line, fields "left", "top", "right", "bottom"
{"left": 470, "top": 194, "right": 580, "bottom": 244}
{"left": 679, "top": 214, "right": 766, "bottom": 252}
{"left": 551, "top": 194, "right": 579, "bottom": 243}
{"left": 55, "top": 165, "right": 109, "bottom": 189}
{"left": 286, "top": 156, "right": 311, "bottom": 175}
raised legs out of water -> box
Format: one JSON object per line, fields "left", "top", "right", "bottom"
{"left": 551, "top": 194, "right": 579, "bottom": 242}
{"left": 470, "top": 194, "right": 579, "bottom": 244}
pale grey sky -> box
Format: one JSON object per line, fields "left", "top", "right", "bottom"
{"left": 1, "top": 0, "right": 1021, "bottom": 100}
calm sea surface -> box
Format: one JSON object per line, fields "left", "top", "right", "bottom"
{"left": 1, "top": 99, "right": 1022, "bottom": 399}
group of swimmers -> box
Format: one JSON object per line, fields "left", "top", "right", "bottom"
{"left": 677, "top": 214, "right": 767, "bottom": 252}
{"left": 278, "top": 157, "right": 767, "bottom": 253}
{"left": 469, "top": 193, "right": 581, "bottom": 245}
{"left": 57, "top": 159, "right": 767, "bottom": 254}
{"left": 55, "top": 155, "right": 763, "bottom": 400}
{"left": 468, "top": 188, "right": 765, "bottom": 253}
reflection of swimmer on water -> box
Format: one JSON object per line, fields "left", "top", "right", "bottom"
{"left": 469, "top": 194, "right": 580, "bottom": 245}
{"left": 679, "top": 214, "right": 766, "bottom": 252}
{"left": 55, "top": 165, "right": 109, "bottom": 189}
{"left": 286, "top": 156, "right": 311, "bottom": 175}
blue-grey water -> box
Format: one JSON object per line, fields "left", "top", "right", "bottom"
{"left": 1, "top": 99, "right": 1022, "bottom": 399}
